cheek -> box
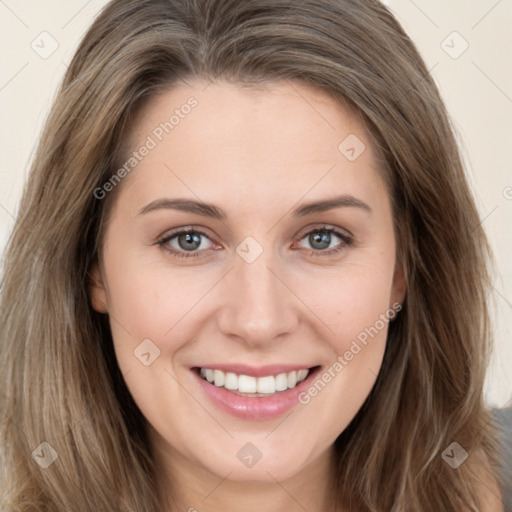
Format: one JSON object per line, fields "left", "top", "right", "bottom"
{"left": 101, "top": 245, "right": 229, "bottom": 374}
{"left": 295, "top": 260, "right": 395, "bottom": 352}
{"left": 291, "top": 258, "right": 395, "bottom": 421}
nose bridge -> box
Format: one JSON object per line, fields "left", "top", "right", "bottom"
{"left": 217, "top": 238, "right": 297, "bottom": 344}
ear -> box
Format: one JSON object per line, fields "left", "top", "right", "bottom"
{"left": 391, "top": 259, "right": 407, "bottom": 307}
{"left": 88, "top": 261, "right": 108, "bottom": 313}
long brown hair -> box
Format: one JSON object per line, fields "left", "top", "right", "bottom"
{"left": 0, "top": 0, "right": 502, "bottom": 510}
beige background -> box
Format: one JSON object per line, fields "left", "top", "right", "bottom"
{"left": 0, "top": 0, "right": 510, "bottom": 407}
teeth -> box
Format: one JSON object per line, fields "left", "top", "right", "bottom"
{"left": 257, "top": 376, "right": 275, "bottom": 394}
{"left": 213, "top": 369, "right": 224, "bottom": 387}
{"left": 275, "top": 373, "right": 288, "bottom": 391}
{"left": 199, "top": 367, "right": 310, "bottom": 394}
{"left": 225, "top": 372, "right": 238, "bottom": 390}
{"left": 238, "top": 374, "right": 257, "bottom": 393}
{"left": 297, "top": 369, "right": 308, "bottom": 381}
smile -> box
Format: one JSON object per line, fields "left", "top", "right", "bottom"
{"left": 192, "top": 365, "right": 321, "bottom": 420}
{"left": 199, "top": 367, "right": 310, "bottom": 395}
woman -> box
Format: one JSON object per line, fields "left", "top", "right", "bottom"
{"left": 0, "top": 0, "right": 505, "bottom": 510}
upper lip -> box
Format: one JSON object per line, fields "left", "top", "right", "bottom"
{"left": 192, "top": 364, "right": 317, "bottom": 377}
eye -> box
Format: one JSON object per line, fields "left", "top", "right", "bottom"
{"left": 157, "top": 228, "right": 216, "bottom": 259}
{"left": 156, "top": 224, "right": 353, "bottom": 260}
{"left": 294, "top": 226, "right": 353, "bottom": 257}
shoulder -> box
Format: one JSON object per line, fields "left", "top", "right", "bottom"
{"left": 464, "top": 447, "right": 504, "bottom": 512}
{"left": 477, "top": 483, "right": 504, "bottom": 512}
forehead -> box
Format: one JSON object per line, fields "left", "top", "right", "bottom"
{"left": 114, "top": 79, "right": 389, "bottom": 217}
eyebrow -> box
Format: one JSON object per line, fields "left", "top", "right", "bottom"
{"left": 138, "top": 194, "right": 372, "bottom": 219}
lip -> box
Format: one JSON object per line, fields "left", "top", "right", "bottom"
{"left": 192, "top": 365, "right": 321, "bottom": 421}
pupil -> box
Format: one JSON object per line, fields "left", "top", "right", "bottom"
{"left": 179, "top": 232, "right": 201, "bottom": 251}
{"left": 311, "top": 230, "right": 330, "bottom": 250}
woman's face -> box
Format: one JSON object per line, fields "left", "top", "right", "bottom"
{"left": 90, "top": 79, "right": 405, "bottom": 484}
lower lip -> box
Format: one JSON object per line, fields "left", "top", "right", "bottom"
{"left": 193, "top": 367, "right": 320, "bottom": 421}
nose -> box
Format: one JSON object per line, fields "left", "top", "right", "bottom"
{"left": 216, "top": 245, "right": 299, "bottom": 348}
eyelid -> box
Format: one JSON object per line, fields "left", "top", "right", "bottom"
{"left": 156, "top": 226, "right": 219, "bottom": 248}
{"left": 156, "top": 223, "right": 354, "bottom": 259}
{"left": 298, "top": 222, "right": 354, "bottom": 237}
{"left": 292, "top": 222, "right": 354, "bottom": 241}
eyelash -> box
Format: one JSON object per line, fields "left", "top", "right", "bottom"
{"left": 156, "top": 225, "right": 353, "bottom": 260}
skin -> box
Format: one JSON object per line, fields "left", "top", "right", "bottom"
{"left": 89, "top": 79, "right": 406, "bottom": 512}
